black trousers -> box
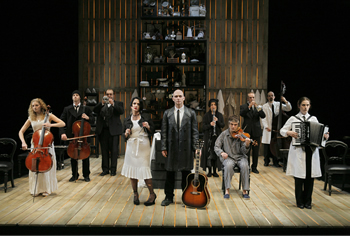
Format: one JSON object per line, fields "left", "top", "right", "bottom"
{"left": 263, "top": 144, "right": 278, "bottom": 165}
{"left": 164, "top": 170, "right": 191, "bottom": 200}
{"left": 99, "top": 128, "right": 119, "bottom": 172}
{"left": 71, "top": 157, "right": 90, "bottom": 178}
{"left": 246, "top": 136, "right": 260, "bottom": 170}
{"left": 294, "top": 146, "right": 314, "bottom": 206}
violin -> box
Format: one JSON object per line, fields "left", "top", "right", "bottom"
{"left": 67, "top": 97, "right": 91, "bottom": 160}
{"left": 231, "top": 127, "right": 258, "bottom": 146}
{"left": 25, "top": 105, "right": 54, "bottom": 173}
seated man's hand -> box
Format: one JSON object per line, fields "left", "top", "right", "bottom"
{"left": 245, "top": 138, "right": 251, "bottom": 147}
{"left": 221, "top": 152, "right": 228, "bottom": 160}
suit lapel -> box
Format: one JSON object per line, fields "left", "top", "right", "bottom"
{"left": 69, "top": 105, "right": 78, "bottom": 118}
{"left": 247, "top": 103, "right": 255, "bottom": 119}
{"left": 167, "top": 108, "right": 176, "bottom": 130}
{"left": 180, "top": 107, "right": 191, "bottom": 129}
{"left": 77, "top": 105, "right": 84, "bottom": 117}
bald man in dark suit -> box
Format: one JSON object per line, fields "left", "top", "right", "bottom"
{"left": 240, "top": 92, "right": 266, "bottom": 174}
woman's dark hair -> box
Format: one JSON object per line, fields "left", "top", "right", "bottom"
{"left": 297, "top": 97, "right": 311, "bottom": 108}
{"left": 130, "top": 97, "right": 144, "bottom": 112}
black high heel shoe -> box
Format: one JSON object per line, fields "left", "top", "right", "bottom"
{"left": 134, "top": 192, "right": 140, "bottom": 205}
{"left": 144, "top": 193, "right": 157, "bottom": 206}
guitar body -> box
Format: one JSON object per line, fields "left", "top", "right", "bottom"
{"left": 182, "top": 172, "right": 210, "bottom": 208}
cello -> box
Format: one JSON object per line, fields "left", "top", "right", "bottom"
{"left": 270, "top": 81, "right": 292, "bottom": 159}
{"left": 66, "top": 97, "right": 92, "bottom": 161}
{"left": 25, "top": 105, "right": 53, "bottom": 173}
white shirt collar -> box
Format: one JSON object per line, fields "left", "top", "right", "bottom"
{"left": 73, "top": 103, "right": 81, "bottom": 107}
{"left": 175, "top": 105, "right": 184, "bottom": 112}
{"left": 297, "top": 112, "right": 310, "bottom": 119}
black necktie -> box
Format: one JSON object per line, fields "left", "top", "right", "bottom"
{"left": 271, "top": 104, "right": 275, "bottom": 117}
{"left": 75, "top": 105, "right": 79, "bottom": 113}
{"left": 177, "top": 109, "right": 180, "bottom": 131}
{"left": 302, "top": 115, "right": 306, "bottom": 122}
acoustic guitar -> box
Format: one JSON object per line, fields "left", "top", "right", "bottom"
{"left": 182, "top": 140, "right": 210, "bottom": 208}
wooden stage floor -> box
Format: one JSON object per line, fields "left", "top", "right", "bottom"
{"left": 1, "top": 156, "right": 350, "bottom": 234}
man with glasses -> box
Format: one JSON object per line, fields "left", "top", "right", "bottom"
{"left": 94, "top": 88, "right": 124, "bottom": 176}
{"left": 240, "top": 92, "right": 266, "bottom": 174}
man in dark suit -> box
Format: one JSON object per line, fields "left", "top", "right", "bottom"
{"left": 240, "top": 92, "right": 266, "bottom": 174}
{"left": 160, "top": 89, "right": 199, "bottom": 206}
{"left": 93, "top": 88, "right": 124, "bottom": 176}
{"left": 60, "top": 90, "right": 95, "bottom": 182}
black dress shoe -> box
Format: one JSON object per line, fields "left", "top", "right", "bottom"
{"left": 273, "top": 163, "right": 281, "bottom": 167}
{"left": 252, "top": 169, "right": 259, "bottom": 174}
{"left": 111, "top": 171, "right": 116, "bottom": 176}
{"left": 144, "top": 193, "right": 157, "bottom": 206}
{"left": 161, "top": 198, "right": 173, "bottom": 206}
{"left": 213, "top": 172, "right": 219, "bottom": 177}
{"left": 304, "top": 204, "right": 312, "bottom": 209}
{"left": 100, "top": 171, "right": 109, "bottom": 176}
{"left": 297, "top": 204, "right": 304, "bottom": 209}
{"left": 264, "top": 162, "right": 269, "bottom": 166}
{"left": 207, "top": 173, "right": 212, "bottom": 177}
{"left": 69, "top": 176, "right": 78, "bottom": 182}
{"left": 84, "top": 177, "right": 90, "bottom": 182}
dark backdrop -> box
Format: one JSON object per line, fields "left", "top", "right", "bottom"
{"left": 1, "top": 0, "right": 349, "bottom": 171}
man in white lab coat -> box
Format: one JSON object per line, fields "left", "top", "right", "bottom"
{"left": 261, "top": 91, "right": 292, "bottom": 167}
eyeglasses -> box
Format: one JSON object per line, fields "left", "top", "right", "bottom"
{"left": 106, "top": 93, "right": 113, "bottom": 95}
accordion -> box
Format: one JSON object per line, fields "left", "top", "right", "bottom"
{"left": 291, "top": 121, "right": 329, "bottom": 147}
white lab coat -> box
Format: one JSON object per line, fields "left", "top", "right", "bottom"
{"left": 280, "top": 113, "right": 322, "bottom": 179}
{"left": 261, "top": 101, "right": 292, "bottom": 144}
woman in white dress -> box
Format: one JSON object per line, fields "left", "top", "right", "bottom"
{"left": 121, "top": 97, "right": 156, "bottom": 206}
{"left": 280, "top": 97, "right": 329, "bottom": 209}
{"left": 19, "top": 98, "right": 65, "bottom": 197}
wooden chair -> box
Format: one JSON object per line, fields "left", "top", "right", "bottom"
{"left": 17, "top": 132, "right": 33, "bottom": 177}
{"left": 322, "top": 140, "right": 350, "bottom": 196}
{"left": 0, "top": 138, "right": 17, "bottom": 192}
{"left": 221, "top": 164, "right": 250, "bottom": 194}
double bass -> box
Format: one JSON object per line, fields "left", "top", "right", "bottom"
{"left": 270, "top": 81, "right": 292, "bottom": 159}
{"left": 25, "top": 106, "right": 53, "bottom": 173}
{"left": 66, "top": 97, "right": 93, "bottom": 160}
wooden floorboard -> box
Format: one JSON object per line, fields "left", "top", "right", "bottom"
{"left": 1, "top": 155, "right": 350, "bottom": 233}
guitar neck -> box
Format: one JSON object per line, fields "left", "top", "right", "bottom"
{"left": 194, "top": 149, "right": 200, "bottom": 181}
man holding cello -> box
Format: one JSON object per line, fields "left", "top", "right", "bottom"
{"left": 60, "top": 90, "right": 95, "bottom": 182}
{"left": 261, "top": 91, "right": 292, "bottom": 167}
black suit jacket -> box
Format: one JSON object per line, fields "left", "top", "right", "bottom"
{"left": 59, "top": 104, "right": 95, "bottom": 138}
{"left": 93, "top": 101, "right": 124, "bottom": 136}
{"left": 240, "top": 103, "right": 266, "bottom": 137}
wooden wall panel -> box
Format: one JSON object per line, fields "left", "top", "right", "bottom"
{"left": 79, "top": 0, "right": 269, "bottom": 153}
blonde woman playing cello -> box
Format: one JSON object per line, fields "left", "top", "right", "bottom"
{"left": 19, "top": 98, "right": 65, "bottom": 197}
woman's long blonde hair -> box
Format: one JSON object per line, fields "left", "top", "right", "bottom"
{"left": 28, "top": 98, "right": 48, "bottom": 121}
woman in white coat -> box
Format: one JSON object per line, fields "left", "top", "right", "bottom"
{"left": 280, "top": 97, "right": 329, "bottom": 209}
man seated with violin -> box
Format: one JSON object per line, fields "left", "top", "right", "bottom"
{"left": 214, "top": 115, "right": 251, "bottom": 199}
{"left": 59, "top": 90, "right": 95, "bottom": 182}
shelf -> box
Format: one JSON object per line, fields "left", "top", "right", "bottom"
{"left": 141, "top": 16, "right": 206, "bottom": 20}
{"left": 138, "top": 14, "right": 207, "bottom": 123}
{"left": 140, "top": 39, "right": 206, "bottom": 43}
{"left": 140, "top": 85, "right": 205, "bottom": 89}
{"left": 140, "top": 62, "right": 205, "bottom": 66}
